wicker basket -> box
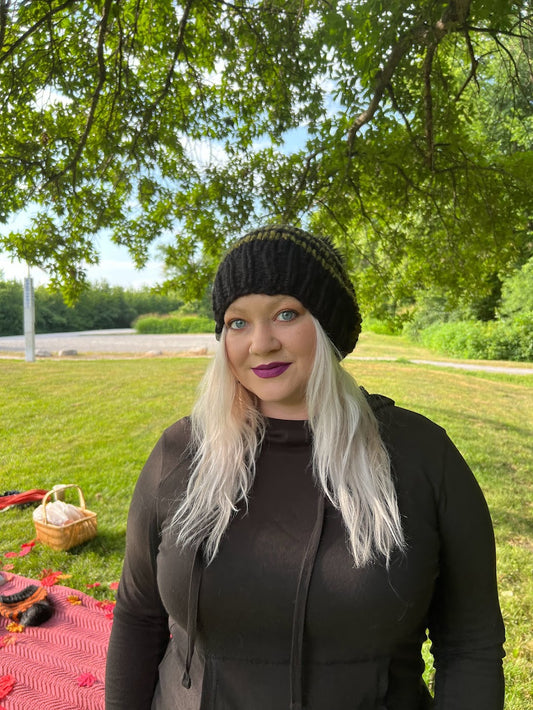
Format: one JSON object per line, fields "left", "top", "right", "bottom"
{"left": 34, "top": 484, "right": 97, "bottom": 551}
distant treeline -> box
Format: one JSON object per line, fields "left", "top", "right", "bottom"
{"left": 0, "top": 280, "right": 184, "bottom": 336}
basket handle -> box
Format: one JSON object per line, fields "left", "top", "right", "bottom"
{"left": 41, "top": 485, "right": 87, "bottom": 525}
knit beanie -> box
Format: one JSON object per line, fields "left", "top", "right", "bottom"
{"left": 212, "top": 225, "right": 361, "bottom": 358}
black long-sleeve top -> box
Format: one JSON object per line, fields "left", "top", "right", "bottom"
{"left": 105, "top": 395, "right": 505, "bottom": 709}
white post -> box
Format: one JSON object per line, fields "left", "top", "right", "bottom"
{"left": 23, "top": 273, "right": 35, "bottom": 362}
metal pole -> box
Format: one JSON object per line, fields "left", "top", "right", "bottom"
{"left": 23, "top": 273, "right": 35, "bottom": 362}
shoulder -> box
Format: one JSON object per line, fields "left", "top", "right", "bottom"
{"left": 153, "top": 416, "right": 194, "bottom": 484}
{"left": 130, "top": 417, "right": 194, "bottom": 524}
{"left": 365, "top": 391, "right": 470, "bottom": 493}
{"left": 137, "top": 417, "right": 193, "bottom": 494}
{"left": 159, "top": 416, "right": 193, "bottom": 458}
{"left": 366, "top": 391, "right": 447, "bottom": 444}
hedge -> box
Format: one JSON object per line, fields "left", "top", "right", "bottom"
{"left": 134, "top": 314, "right": 215, "bottom": 334}
{"left": 415, "top": 317, "right": 533, "bottom": 362}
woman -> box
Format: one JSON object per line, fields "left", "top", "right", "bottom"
{"left": 105, "top": 225, "right": 505, "bottom": 709}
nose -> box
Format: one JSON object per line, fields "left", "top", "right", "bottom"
{"left": 249, "top": 322, "right": 281, "bottom": 355}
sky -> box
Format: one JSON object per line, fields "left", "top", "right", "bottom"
{"left": 0, "top": 225, "right": 167, "bottom": 290}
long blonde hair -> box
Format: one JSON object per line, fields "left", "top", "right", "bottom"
{"left": 168, "top": 319, "right": 405, "bottom": 566}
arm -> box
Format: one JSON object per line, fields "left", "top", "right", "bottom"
{"left": 428, "top": 437, "right": 505, "bottom": 710}
{"left": 105, "top": 436, "right": 170, "bottom": 710}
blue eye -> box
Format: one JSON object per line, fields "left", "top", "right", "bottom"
{"left": 277, "top": 310, "right": 297, "bottom": 322}
{"left": 228, "top": 318, "right": 247, "bottom": 330}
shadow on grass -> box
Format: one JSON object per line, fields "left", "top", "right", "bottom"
{"left": 67, "top": 528, "right": 126, "bottom": 557}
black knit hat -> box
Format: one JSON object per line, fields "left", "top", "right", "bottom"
{"left": 212, "top": 225, "right": 361, "bottom": 358}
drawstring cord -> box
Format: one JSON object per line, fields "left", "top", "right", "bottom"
{"left": 182, "top": 544, "right": 203, "bottom": 689}
{"left": 180, "top": 494, "right": 326, "bottom": 706}
{"left": 290, "top": 493, "right": 325, "bottom": 710}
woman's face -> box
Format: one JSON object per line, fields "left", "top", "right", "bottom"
{"left": 224, "top": 294, "right": 317, "bottom": 420}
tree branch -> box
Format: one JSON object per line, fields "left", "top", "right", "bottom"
{"left": 386, "top": 83, "right": 427, "bottom": 164}
{"left": 465, "top": 23, "right": 532, "bottom": 41}
{"left": 436, "top": 0, "right": 471, "bottom": 31}
{"left": 127, "top": 0, "right": 194, "bottom": 160}
{"left": 156, "top": 0, "right": 193, "bottom": 104}
{"left": 454, "top": 30, "right": 479, "bottom": 101}
{"left": 423, "top": 43, "right": 436, "bottom": 170}
{"left": 57, "top": 0, "right": 114, "bottom": 187}
{"left": 0, "top": 0, "right": 78, "bottom": 66}
{"left": 282, "top": 145, "right": 326, "bottom": 219}
{"left": 312, "top": 194, "right": 387, "bottom": 272}
{"left": 0, "top": 0, "right": 10, "bottom": 51}
{"left": 347, "top": 35, "right": 412, "bottom": 153}
{"left": 346, "top": 0, "right": 473, "bottom": 153}
{"left": 492, "top": 32, "right": 522, "bottom": 81}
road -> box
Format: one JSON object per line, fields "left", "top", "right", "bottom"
{"left": 0, "top": 329, "right": 217, "bottom": 355}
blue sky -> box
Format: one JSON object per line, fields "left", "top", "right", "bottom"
{"left": 0, "top": 224, "right": 166, "bottom": 290}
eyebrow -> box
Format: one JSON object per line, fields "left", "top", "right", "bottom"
{"left": 224, "top": 306, "right": 247, "bottom": 318}
{"left": 225, "top": 296, "right": 303, "bottom": 320}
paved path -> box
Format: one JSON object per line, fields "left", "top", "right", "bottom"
{"left": 0, "top": 329, "right": 217, "bottom": 355}
{"left": 410, "top": 358, "right": 533, "bottom": 375}
{"left": 0, "top": 329, "right": 532, "bottom": 374}
{"left": 346, "top": 355, "right": 533, "bottom": 376}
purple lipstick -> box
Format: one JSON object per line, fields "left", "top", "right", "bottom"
{"left": 252, "top": 362, "right": 291, "bottom": 379}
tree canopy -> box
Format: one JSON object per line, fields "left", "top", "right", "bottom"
{"left": 0, "top": 0, "right": 532, "bottom": 314}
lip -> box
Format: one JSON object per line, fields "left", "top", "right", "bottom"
{"left": 252, "top": 362, "right": 291, "bottom": 379}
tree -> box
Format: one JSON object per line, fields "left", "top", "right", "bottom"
{"left": 0, "top": 0, "right": 531, "bottom": 309}
{"left": 499, "top": 256, "right": 533, "bottom": 318}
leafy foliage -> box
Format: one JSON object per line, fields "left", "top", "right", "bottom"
{"left": 499, "top": 257, "right": 533, "bottom": 318}
{"left": 0, "top": 0, "right": 532, "bottom": 309}
{"left": 413, "top": 318, "right": 533, "bottom": 361}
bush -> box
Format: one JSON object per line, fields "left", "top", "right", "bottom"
{"left": 134, "top": 314, "right": 215, "bottom": 334}
{"left": 362, "top": 317, "right": 401, "bottom": 335}
{"left": 415, "top": 316, "right": 533, "bottom": 362}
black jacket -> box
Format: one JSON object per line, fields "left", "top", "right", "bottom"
{"left": 105, "top": 395, "right": 505, "bottom": 709}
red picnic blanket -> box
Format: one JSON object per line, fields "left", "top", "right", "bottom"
{"left": 0, "top": 573, "right": 112, "bottom": 709}
{"left": 0, "top": 491, "right": 48, "bottom": 511}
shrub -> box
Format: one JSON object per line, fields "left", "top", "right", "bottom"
{"left": 415, "top": 316, "right": 532, "bottom": 362}
{"left": 134, "top": 314, "right": 215, "bottom": 334}
{"left": 363, "top": 317, "right": 400, "bottom": 335}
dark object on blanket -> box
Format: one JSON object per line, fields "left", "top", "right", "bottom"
{"left": 0, "top": 584, "right": 54, "bottom": 626}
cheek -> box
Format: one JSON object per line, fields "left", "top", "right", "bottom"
{"left": 297, "top": 323, "right": 317, "bottom": 365}
{"left": 225, "top": 336, "right": 245, "bottom": 373}
{"left": 225, "top": 340, "right": 236, "bottom": 371}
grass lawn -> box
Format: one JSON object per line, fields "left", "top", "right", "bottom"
{"left": 1, "top": 336, "right": 531, "bottom": 708}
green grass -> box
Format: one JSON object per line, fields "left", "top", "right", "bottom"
{"left": 1, "top": 341, "right": 531, "bottom": 707}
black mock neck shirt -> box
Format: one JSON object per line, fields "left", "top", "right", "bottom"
{"left": 106, "top": 399, "right": 505, "bottom": 709}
